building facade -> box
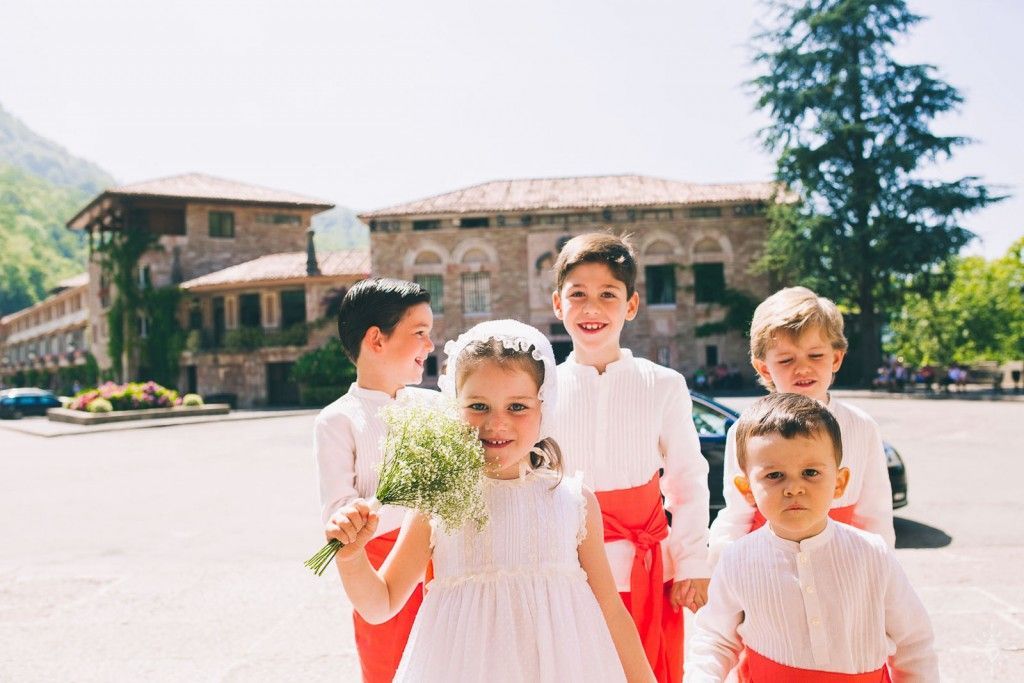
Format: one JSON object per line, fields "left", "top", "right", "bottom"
{"left": 360, "top": 175, "right": 779, "bottom": 385}
{"left": 1, "top": 274, "right": 92, "bottom": 390}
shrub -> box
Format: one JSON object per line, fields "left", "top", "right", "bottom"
{"left": 86, "top": 398, "right": 113, "bottom": 413}
{"left": 299, "top": 385, "right": 349, "bottom": 407}
{"left": 181, "top": 393, "right": 204, "bottom": 407}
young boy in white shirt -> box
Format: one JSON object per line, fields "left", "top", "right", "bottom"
{"left": 314, "top": 277, "right": 437, "bottom": 683}
{"left": 686, "top": 393, "right": 937, "bottom": 682}
{"left": 709, "top": 286, "right": 894, "bottom": 565}
{"left": 551, "top": 232, "right": 711, "bottom": 682}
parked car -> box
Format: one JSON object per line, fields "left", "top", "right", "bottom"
{"left": 0, "top": 388, "right": 62, "bottom": 419}
{"left": 690, "top": 392, "right": 908, "bottom": 517}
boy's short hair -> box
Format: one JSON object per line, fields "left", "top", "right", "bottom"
{"left": 734, "top": 392, "right": 843, "bottom": 471}
{"left": 553, "top": 232, "right": 637, "bottom": 297}
{"left": 750, "top": 286, "right": 848, "bottom": 389}
{"left": 336, "top": 278, "right": 430, "bottom": 362}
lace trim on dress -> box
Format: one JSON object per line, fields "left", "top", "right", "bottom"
{"left": 563, "top": 471, "right": 589, "bottom": 546}
{"left": 426, "top": 563, "right": 588, "bottom": 590}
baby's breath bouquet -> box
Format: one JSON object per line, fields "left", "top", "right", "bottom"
{"left": 305, "top": 398, "right": 489, "bottom": 576}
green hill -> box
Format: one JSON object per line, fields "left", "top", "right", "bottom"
{"left": 0, "top": 163, "right": 91, "bottom": 315}
{"left": 0, "top": 104, "right": 114, "bottom": 195}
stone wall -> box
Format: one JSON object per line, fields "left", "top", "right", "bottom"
{"left": 370, "top": 206, "right": 772, "bottom": 383}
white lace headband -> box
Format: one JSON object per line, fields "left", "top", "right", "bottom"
{"left": 438, "top": 319, "right": 559, "bottom": 441}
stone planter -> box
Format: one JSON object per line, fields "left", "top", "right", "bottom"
{"left": 46, "top": 404, "right": 231, "bottom": 425}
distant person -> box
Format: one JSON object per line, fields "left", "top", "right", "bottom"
{"left": 314, "top": 278, "right": 437, "bottom": 683}
{"left": 709, "top": 286, "right": 895, "bottom": 567}
{"left": 686, "top": 394, "right": 938, "bottom": 681}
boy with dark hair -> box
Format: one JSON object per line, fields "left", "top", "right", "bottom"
{"left": 315, "top": 277, "right": 436, "bottom": 683}
{"left": 686, "top": 393, "right": 937, "bottom": 682}
{"left": 551, "top": 232, "right": 711, "bottom": 682}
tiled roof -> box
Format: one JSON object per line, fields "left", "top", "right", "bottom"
{"left": 107, "top": 173, "right": 335, "bottom": 208}
{"left": 53, "top": 273, "right": 89, "bottom": 291}
{"left": 180, "top": 250, "right": 370, "bottom": 289}
{"left": 359, "top": 175, "right": 780, "bottom": 218}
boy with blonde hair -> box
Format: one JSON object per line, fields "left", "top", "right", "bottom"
{"left": 687, "top": 393, "right": 936, "bottom": 681}
{"left": 708, "top": 286, "right": 894, "bottom": 564}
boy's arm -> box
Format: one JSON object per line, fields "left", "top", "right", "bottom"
{"left": 659, "top": 377, "right": 711, "bottom": 580}
{"left": 578, "top": 489, "right": 656, "bottom": 683}
{"left": 853, "top": 417, "right": 896, "bottom": 548}
{"left": 683, "top": 565, "right": 744, "bottom": 682}
{"left": 707, "top": 426, "right": 757, "bottom": 566}
{"left": 314, "top": 413, "right": 359, "bottom": 525}
{"left": 884, "top": 551, "right": 939, "bottom": 681}
{"left": 335, "top": 508, "right": 432, "bottom": 625}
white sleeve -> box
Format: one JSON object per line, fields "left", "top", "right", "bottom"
{"left": 659, "top": 377, "right": 711, "bottom": 580}
{"left": 314, "top": 412, "right": 358, "bottom": 525}
{"left": 685, "top": 560, "right": 744, "bottom": 682}
{"left": 708, "top": 425, "right": 756, "bottom": 567}
{"left": 884, "top": 551, "right": 939, "bottom": 681}
{"left": 852, "top": 417, "right": 896, "bottom": 548}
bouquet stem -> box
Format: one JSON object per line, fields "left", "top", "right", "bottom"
{"left": 305, "top": 498, "right": 382, "bottom": 576}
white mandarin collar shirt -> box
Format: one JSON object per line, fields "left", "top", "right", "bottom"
{"left": 314, "top": 383, "right": 440, "bottom": 535}
{"left": 687, "top": 520, "right": 938, "bottom": 682}
{"left": 552, "top": 350, "right": 711, "bottom": 589}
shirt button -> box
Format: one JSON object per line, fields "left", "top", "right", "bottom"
{"left": 798, "top": 554, "right": 808, "bottom": 564}
{"left": 806, "top": 585, "right": 816, "bottom": 594}
{"left": 811, "top": 617, "right": 821, "bottom": 626}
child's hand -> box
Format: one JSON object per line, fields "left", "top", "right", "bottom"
{"left": 325, "top": 499, "right": 379, "bottom": 560}
{"left": 684, "top": 578, "right": 710, "bottom": 612}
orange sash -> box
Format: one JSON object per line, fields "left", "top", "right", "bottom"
{"left": 596, "top": 474, "right": 678, "bottom": 681}
{"left": 740, "top": 648, "right": 889, "bottom": 682}
{"left": 353, "top": 529, "right": 423, "bottom": 683}
{"left": 750, "top": 504, "right": 856, "bottom": 532}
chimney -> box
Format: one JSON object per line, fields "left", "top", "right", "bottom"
{"left": 306, "top": 228, "right": 320, "bottom": 276}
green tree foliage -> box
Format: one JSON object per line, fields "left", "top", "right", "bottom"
{"left": 750, "top": 0, "right": 1001, "bottom": 382}
{"left": 887, "top": 238, "right": 1024, "bottom": 367}
{"left": 0, "top": 163, "right": 90, "bottom": 315}
{"left": 0, "top": 104, "right": 114, "bottom": 194}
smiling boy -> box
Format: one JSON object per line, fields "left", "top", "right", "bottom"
{"left": 708, "top": 287, "right": 895, "bottom": 565}
{"left": 551, "top": 233, "right": 711, "bottom": 683}
{"left": 314, "top": 277, "right": 437, "bottom": 683}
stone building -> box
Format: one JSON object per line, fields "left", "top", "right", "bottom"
{"left": 178, "top": 248, "right": 369, "bottom": 407}
{"left": 360, "top": 175, "right": 779, "bottom": 385}
{"left": 0, "top": 274, "right": 91, "bottom": 388}
{"left": 65, "top": 173, "right": 336, "bottom": 375}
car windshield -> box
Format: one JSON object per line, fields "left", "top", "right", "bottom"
{"left": 692, "top": 400, "right": 731, "bottom": 436}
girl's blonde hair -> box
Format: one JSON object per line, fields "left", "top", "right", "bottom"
{"left": 454, "top": 337, "right": 563, "bottom": 476}
{"left": 749, "top": 286, "right": 848, "bottom": 391}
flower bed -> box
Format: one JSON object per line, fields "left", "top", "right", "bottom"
{"left": 69, "top": 381, "right": 180, "bottom": 412}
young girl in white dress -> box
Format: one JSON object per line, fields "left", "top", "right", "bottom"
{"left": 327, "top": 319, "right": 654, "bottom": 682}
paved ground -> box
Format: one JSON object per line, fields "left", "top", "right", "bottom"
{"left": 0, "top": 396, "right": 1021, "bottom": 681}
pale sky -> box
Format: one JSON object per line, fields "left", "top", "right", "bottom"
{"left": 2, "top": 0, "right": 1020, "bottom": 257}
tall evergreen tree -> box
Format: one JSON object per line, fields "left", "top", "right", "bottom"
{"left": 750, "top": 0, "right": 1002, "bottom": 382}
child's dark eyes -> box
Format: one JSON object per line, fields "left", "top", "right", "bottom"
{"left": 467, "top": 402, "right": 488, "bottom": 412}
{"left": 601, "top": 291, "right": 617, "bottom": 299}
{"left": 802, "top": 469, "right": 820, "bottom": 477}
{"left": 509, "top": 403, "right": 529, "bottom": 412}
{"left": 765, "top": 471, "right": 784, "bottom": 480}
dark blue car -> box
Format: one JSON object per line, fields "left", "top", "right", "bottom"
{"left": 689, "top": 392, "right": 908, "bottom": 516}
{"left": 0, "top": 388, "right": 62, "bottom": 419}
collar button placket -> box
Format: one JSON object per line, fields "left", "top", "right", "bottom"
{"left": 594, "top": 373, "right": 611, "bottom": 462}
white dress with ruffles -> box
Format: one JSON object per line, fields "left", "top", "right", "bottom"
{"left": 394, "top": 469, "right": 626, "bottom": 682}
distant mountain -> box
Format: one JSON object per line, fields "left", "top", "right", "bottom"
{"left": 312, "top": 206, "right": 370, "bottom": 252}
{"left": 0, "top": 104, "right": 114, "bottom": 195}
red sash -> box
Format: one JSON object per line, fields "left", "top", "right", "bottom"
{"left": 750, "top": 504, "right": 856, "bottom": 533}
{"left": 353, "top": 529, "right": 424, "bottom": 683}
{"left": 595, "top": 474, "right": 675, "bottom": 680}
{"left": 740, "top": 648, "right": 889, "bottom": 682}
